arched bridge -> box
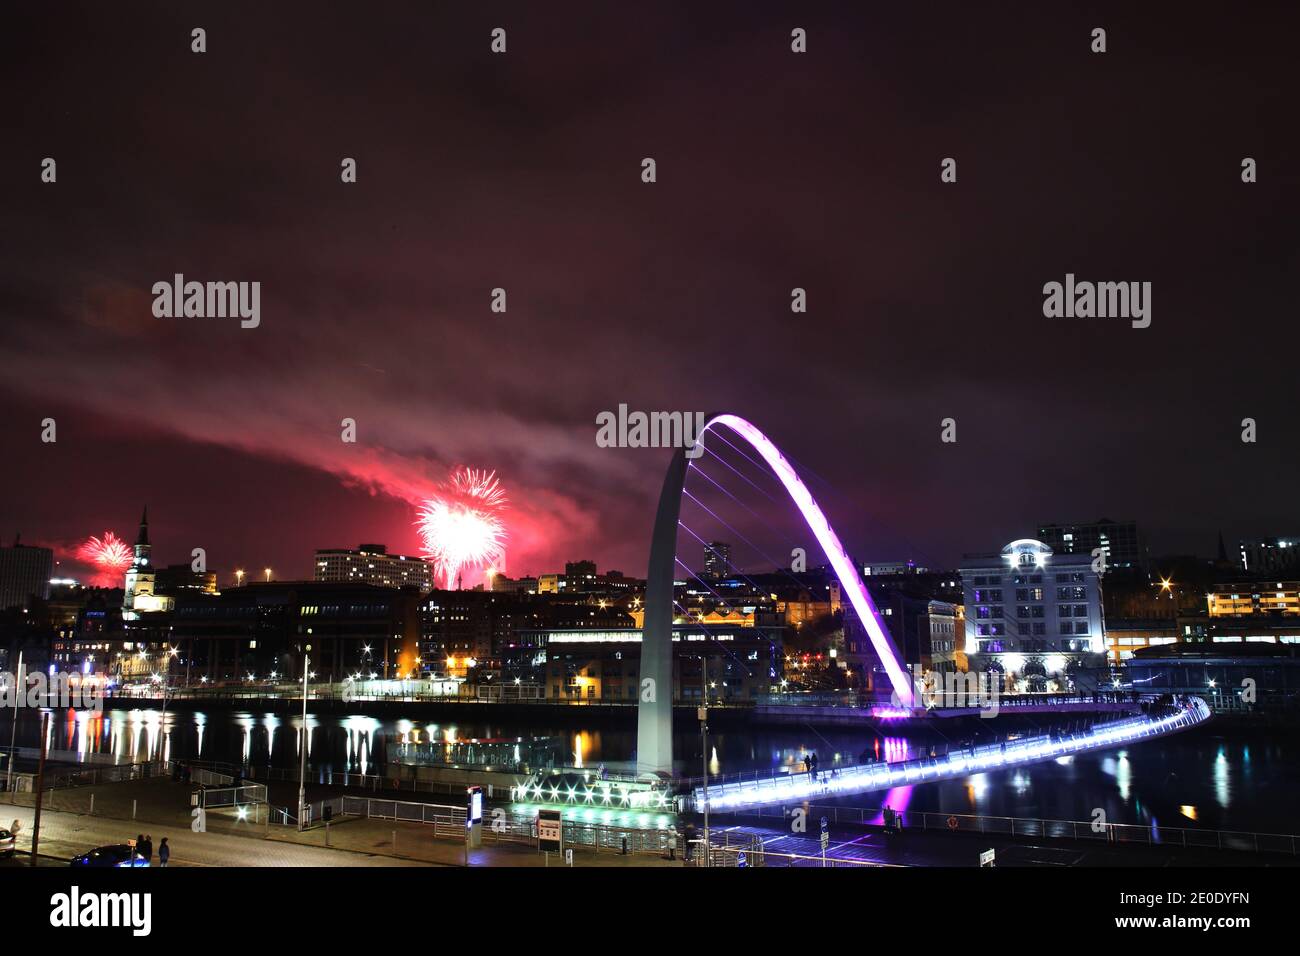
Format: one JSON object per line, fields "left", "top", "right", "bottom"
{"left": 636, "top": 413, "right": 914, "bottom": 776}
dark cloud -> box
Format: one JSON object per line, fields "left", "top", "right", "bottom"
{"left": 0, "top": 2, "right": 1297, "bottom": 582}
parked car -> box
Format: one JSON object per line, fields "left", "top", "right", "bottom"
{"left": 0, "top": 828, "right": 14, "bottom": 858}
{"left": 69, "top": 844, "right": 149, "bottom": 868}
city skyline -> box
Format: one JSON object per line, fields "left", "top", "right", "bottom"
{"left": 11, "top": 502, "right": 1292, "bottom": 590}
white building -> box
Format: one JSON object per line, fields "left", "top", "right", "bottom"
{"left": 959, "top": 538, "right": 1104, "bottom": 689}
{"left": 314, "top": 544, "right": 432, "bottom": 593}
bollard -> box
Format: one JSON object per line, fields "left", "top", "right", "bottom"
{"left": 392, "top": 829, "right": 397, "bottom": 851}
{"left": 89, "top": 794, "right": 94, "bottom": 815}
{"left": 132, "top": 799, "right": 137, "bottom": 820}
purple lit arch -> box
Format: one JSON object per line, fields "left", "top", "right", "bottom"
{"left": 636, "top": 413, "right": 914, "bottom": 777}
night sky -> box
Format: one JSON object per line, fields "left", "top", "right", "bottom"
{"left": 1, "top": 2, "right": 1297, "bottom": 585}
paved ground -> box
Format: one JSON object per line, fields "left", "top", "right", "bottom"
{"left": 1, "top": 804, "right": 428, "bottom": 867}
{"left": 2, "top": 780, "right": 679, "bottom": 868}
{"left": 11, "top": 774, "right": 1290, "bottom": 868}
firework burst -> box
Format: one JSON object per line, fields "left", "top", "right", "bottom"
{"left": 78, "top": 531, "right": 133, "bottom": 572}
{"left": 416, "top": 467, "right": 508, "bottom": 589}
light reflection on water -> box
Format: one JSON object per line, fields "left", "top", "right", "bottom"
{"left": 9, "top": 708, "right": 1288, "bottom": 832}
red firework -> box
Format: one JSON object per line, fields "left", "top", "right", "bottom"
{"left": 78, "top": 531, "right": 133, "bottom": 572}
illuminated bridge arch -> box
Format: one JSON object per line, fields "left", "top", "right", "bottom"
{"left": 636, "top": 413, "right": 914, "bottom": 777}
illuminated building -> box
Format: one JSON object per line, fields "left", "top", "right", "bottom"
{"left": 959, "top": 538, "right": 1104, "bottom": 688}
{"left": 170, "top": 580, "right": 421, "bottom": 683}
{"left": 121, "top": 507, "right": 156, "bottom": 620}
{"left": 843, "top": 594, "right": 959, "bottom": 685}
{"left": 1238, "top": 536, "right": 1300, "bottom": 575}
{"left": 534, "top": 562, "right": 642, "bottom": 598}
{"left": 1207, "top": 581, "right": 1300, "bottom": 618}
{"left": 703, "top": 541, "right": 731, "bottom": 580}
{"left": 1037, "top": 518, "right": 1146, "bottom": 572}
{"left": 1104, "top": 618, "right": 1179, "bottom": 664}
{"left": 1126, "top": 641, "right": 1300, "bottom": 712}
{"left": 861, "top": 560, "right": 929, "bottom": 576}
{"left": 528, "top": 623, "right": 782, "bottom": 703}
{"left": 314, "top": 544, "right": 433, "bottom": 593}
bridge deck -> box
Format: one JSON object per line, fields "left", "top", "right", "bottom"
{"left": 696, "top": 697, "right": 1212, "bottom": 811}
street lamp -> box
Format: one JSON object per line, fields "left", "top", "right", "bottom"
{"left": 158, "top": 647, "right": 175, "bottom": 762}
{"left": 5, "top": 651, "right": 22, "bottom": 794}
{"left": 264, "top": 568, "right": 272, "bottom": 583}
{"left": 298, "top": 645, "right": 311, "bottom": 831}
{"left": 235, "top": 569, "right": 245, "bottom": 587}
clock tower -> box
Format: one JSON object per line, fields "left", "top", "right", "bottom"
{"left": 122, "top": 506, "right": 155, "bottom": 620}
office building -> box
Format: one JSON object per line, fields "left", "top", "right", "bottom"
{"left": 314, "top": 544, "right": 433, "bottom": 593}
{"left": 0, "top": 536, "right": 53, "bottom": 611}
{"left": 704, "top": 541, "right": 732, "bottom": 580}
{"left": 1238, "top": 537, "right": 1300, "bottom": 576}
{"left": 1037, "top": 518, "right": 1146, "bottom": 572}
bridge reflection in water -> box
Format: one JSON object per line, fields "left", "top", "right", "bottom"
{"left": 696, "top": 696, "right": 1212, "bottom": 812}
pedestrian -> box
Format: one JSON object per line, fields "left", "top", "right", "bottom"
{"left": 158, "top": 837, "right": 169, "bottom": 867}
{"left": 683, "top": 821, "right": 697, "bottom": 862}
{"left": 142, "top": 834, "right": 153, "bottom": 864}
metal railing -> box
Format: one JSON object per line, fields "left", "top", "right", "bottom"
{"left": 249, "top": 765, "right": 497, "bottom": 800}
{"left": 339, "top": 796, "right": 467, "bottom": 839}
{"left": 323, "top": 793, "right": 681, "bottom": 856}
{"left": 708, "top": 844, "right": 888, "bottom": 867}
{"left": 190, "top": 767, "right": 235, "bottom": 788}
{"left": 6, "top": 759, "right": 173, "bottom": 793}
{"left": 696, "top": 697, "right": 1211, "bottom": 809}
{"left": 199, "top": 783, "right": 268, "bottom": 808}
{"left": 713, "top": 802, "right": 1300, "bottom": 856}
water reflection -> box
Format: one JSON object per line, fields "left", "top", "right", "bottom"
{"left": 1214, "top": 748, "right": 1231, "bottom": 808}
{"left": 3, "top": 708, "right": 1286, "bottom": 832}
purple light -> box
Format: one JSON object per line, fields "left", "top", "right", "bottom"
{"left": 701, "top": 414, "right": 915, "bottom": 707}
{"left": 871, "top": 706, "right": 912, "bottom": 720}
{"left": 698, "top": 697, "right": 1212, "bottom": 810}
{"left": 869, "top": 785, "right": 914, "bottom": 826}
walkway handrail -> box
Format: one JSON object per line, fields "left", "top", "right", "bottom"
{"left": 707, "top": 801, "right": 1299, "bottom": 856}
{"left": 696, "top": 696, "right": 1212, "bottom": 810}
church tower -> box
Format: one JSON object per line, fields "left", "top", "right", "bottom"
{"left": 122, "top": 506, "right": 156, "bottom": 620}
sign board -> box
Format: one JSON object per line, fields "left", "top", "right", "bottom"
{"left": 820, "top": 816, "right": 828, "bottom": 832}
{"left": 564, "top": 848, "right": 573, "bottom": 866}
{"left": 820, "top": 831, "right": 829, "bottom": 849}
{"left": 736, "top": 851, "right": 747, "bottom": 868}
{"left": 466, "top": 785, "right": 484, "bottom": 849}
{"left": 538, "top": 809, "right": 563, "bottom": 852}
{"left": 979, "top": 848, "right": 996, "bottom": 867}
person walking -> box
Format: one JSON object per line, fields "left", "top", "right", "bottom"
{"left": 141, "top": 834, "right": 153, "bottom": 865}
{"left": 158, "top": 837, "right": 170, "bottom": 867}
{"left": 683, "top": 821, "right": 697, "bottom": 862}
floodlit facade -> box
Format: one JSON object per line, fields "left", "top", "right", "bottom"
{"left": 315, "top": 544, "right": 433, "bottom": 593}
{"left": 960, "top": 538, "right": 1105, "bottom": 687}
